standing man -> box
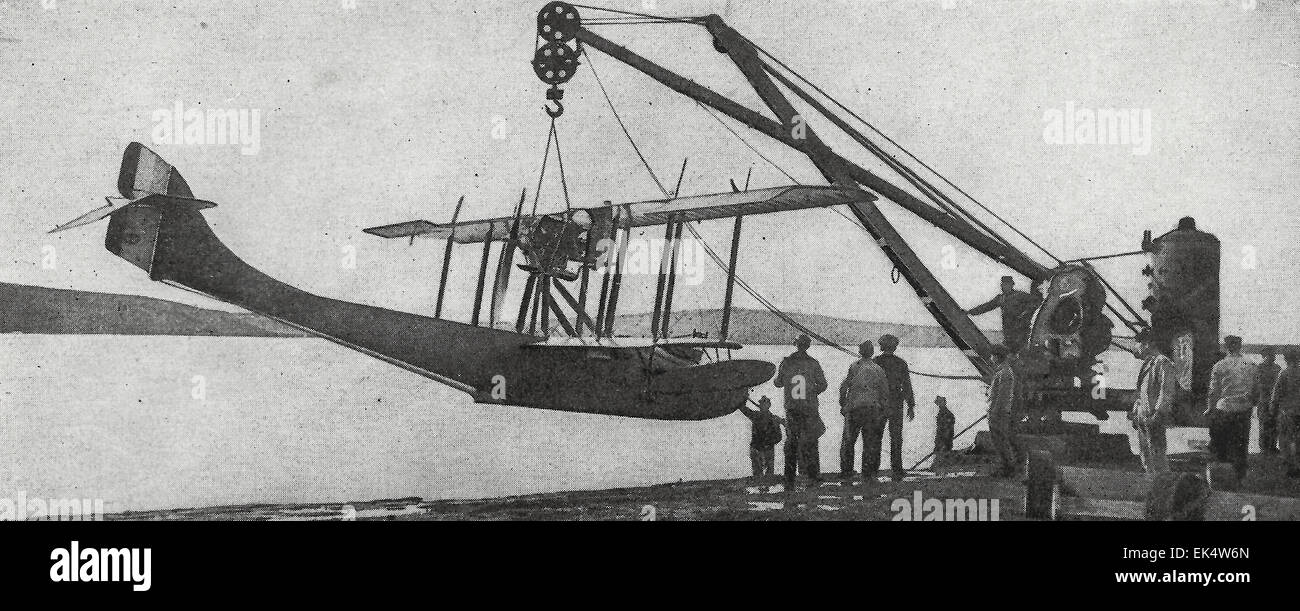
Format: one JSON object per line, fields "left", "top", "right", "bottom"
{"left": 934, "top": 396, "right": 956, "bottom": 456}
{"left": 1205, "top": 335, "right": 1257, "bottom": 483}
{"left": 1129, "top": 330, "right": 1178, "bottom": 474}
{"left": 1255, "top": 347, "right": 1283, "bottom": 455}
{"left": 986, "top": 345, "right": 1022, "bottom": 477}
{"left": 775, "top": 335, "right": 828, "bottom": 489}
{"left": 1269, "top": 349, "right": 1300, "bottom": 478}
{"left": 838, "top": 340, "right": 890, "bottom": 480}
{"left": 737, "top": 396, "right": 784, "bottom": 478}
{"left": 873, "top": 334, "right": 916, "bottom": 481}
{"left": 966, "top": 276, "right": 1039, "bottom": 352}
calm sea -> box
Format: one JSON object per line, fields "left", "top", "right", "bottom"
{"left": 0, "top": 336, "right": 1238, "bottom": 512}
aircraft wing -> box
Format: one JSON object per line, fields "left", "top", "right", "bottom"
{"left": 362, "top": 218, "right": 515, "bottom": 243}
{"left": 363, "top": 185, "right": 875, "bottom": 244}
{"left": 620, "top": 185, "right": 875, "bottom": 226}
{"left": 519, "top": 336, "right": 744, "bottom": 350}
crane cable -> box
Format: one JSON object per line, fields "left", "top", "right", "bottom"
{"left": 745, "top": 35, "right": 1153, "bottom": 335}
{"left": 744, "top": 34, "right": 1064, "bottom": 266}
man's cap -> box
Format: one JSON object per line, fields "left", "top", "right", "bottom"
{"left": 1224, "top": 335, "right": 1243, "bottom": 348}
{"left": 858, "top": 340, "right": 874, "bottom": 355}
{"left": 757, "top": 396, "right": 772, "bottom": 407}
{"left": 1261, "top": 345, "right": 1276, "bottom": 356}
{"left": 1000, "top": 275, "right": 1014, "bottom": 283}
{"left": 879, "top": 334, "right": 899, "bottom": 350}
{"left": 794, "top": 334, "right": 811, "bottom": 348}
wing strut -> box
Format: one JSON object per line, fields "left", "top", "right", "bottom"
{"left": 470, "top": 225, "right": 494, "bottom": 326}
{"left": 434, "top": 196, "right": 465, "bottom": 319}
{"left": 720, "top": 214, "right": 743, "bottom": 342}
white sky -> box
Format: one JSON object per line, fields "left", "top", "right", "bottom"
{"left": 2, "top": 0, "right": 1297, "bottom": 341}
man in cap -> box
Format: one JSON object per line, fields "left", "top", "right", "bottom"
{"left": 1205, "top": 335, "right": 1257, "bottom": 482}
{"left": 966, "top": 276, "right": 1039, "bottom": 353}
{"left": 838, "top": 340, "right": 890, "bottom": 480}
{"left": 775, "top": 334, "right": 828, "bottom": 489}
{"left": 1255, "top": 346, "right": 1283, "bottom": 454}
{"left": 986, "top": 344, "right": 1022, "bottom": 477}
{"left": 1129, "top": 329, "right": 1177, "bottom": 473}
{"left": 871, "top": 334, "right": 916, "bottom": 481}
{"left": 737, "top": 396, "right": 784, "bottom": 477}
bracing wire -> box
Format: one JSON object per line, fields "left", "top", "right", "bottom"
{"left": 581, "top": 21, "right": 984, "bottom": 383}
{"left": 743, "top": 34, "right": 1066, "bottom": 266}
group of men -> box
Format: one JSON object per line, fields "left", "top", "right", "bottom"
{"left": 738, "top": 333, "right": 918, "bottom": 490}
{"left": 740, "top": 273, "right": 1300, "bottom": 489}
{"left": 1127, "top": 333, "right": 1300, "bottom": 481}
{"left": 737, "top": 276, "right": 1037, "bottom": 488}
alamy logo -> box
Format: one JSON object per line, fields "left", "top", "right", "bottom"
{"left": 50, "top": 541, "right": 151, "bottom": 592}
{"left": 1043, "top": 101, "right": 1151, "bottom": 155}
{"left": 593, "top": 236, "right": 706, "bottom": 286}
{"left": 0, "top": 491, "right": 103, "bottom": 521}
{"left": 152, "top": 99, "right": 262, "bottom": 155}
{"left": 891, "top": 490, "right": 1000, "bottom": 521}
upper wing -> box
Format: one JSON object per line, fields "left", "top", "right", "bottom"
{"left": 363, "top": 185, "right": 875, "bottom": 244}
{"left": 620, "top": 185, "right": 874, "bottom": 225}
{"left": 362, "top": 217, "right": 515, "bottom": 243}
{"left": 519, "top": 336, "right": 744, "bottom": 350}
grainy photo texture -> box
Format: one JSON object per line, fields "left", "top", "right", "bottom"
{"left": 3, "top": 0, "right": 1299, "bottom": 527}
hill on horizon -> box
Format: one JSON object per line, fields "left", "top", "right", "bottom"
{"left": 2, "top": 281, "right": 993, "bottom": 348}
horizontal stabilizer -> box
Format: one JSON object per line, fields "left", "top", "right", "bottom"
{"left": 50, "top": 195, "right": 218, "bottom": 234}
{"left": 49, "top": 198, "right": 133, "bottom": 234}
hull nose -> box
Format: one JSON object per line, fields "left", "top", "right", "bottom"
{"left": 640, "top": 359, "right": 776, "bottom": 420}
{"left": 647, "top": 359, "right": 776, "bottom": 395}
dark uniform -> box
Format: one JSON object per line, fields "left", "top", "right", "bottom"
{"left": 969, "top": 289, "right": 1040, "bottom": 352}
{"left": 1256, "top": 358, "right": 1283, "bottom": 453}
{"left": 935, "top": 402, "right": 956, "bottom": 455}
{"left": 988, "top": 360, "right": 1022, "bottom": 475}
{"left": 738, "top": 403, "right": 783, "bottom": 476}
{"left": 775, "top": 350, "right": 827, "bottom": 486}
{"left": 871, "top": 352, "right": 914, "bottom": 479}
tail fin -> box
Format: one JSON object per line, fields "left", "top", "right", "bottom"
{"left": 51, "top": 143, "right": 215, "bottom": 277}
{"left": 106, "top": 143, "right": 202, "bottom": 276}
{"left": 117, "top": 141, "right": 195, "bottom": 199}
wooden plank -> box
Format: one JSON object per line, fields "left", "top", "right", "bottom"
{"left": 1057, "top": 466, "right": 1151, "bottom": 502}
{"left": 1059, "top": 496, "right": 1147, "bottom": 520}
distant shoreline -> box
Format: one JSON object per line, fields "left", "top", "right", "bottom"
{"left": 1, "top": 281, "right": 987, "bottom": 347}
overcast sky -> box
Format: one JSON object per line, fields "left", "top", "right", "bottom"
{"left": 2, "top": 0, "right": 1297, "bottom": 342}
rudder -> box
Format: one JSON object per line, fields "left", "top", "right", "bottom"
{"left": 103, "top": 143, "right": 212, "bottom": 277}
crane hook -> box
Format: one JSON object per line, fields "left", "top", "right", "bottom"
{"left": 545, "top": 99, "right": 564, "bottom": 118}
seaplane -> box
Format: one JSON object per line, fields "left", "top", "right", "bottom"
{"left": 53, "top": 2, "right": 1223, "bottom": 427}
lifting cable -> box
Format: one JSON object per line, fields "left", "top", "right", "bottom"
{"left": 570, "top": 4, "right": 703, "bottom": 25}
{"left": 530, "top": 120, "right": 557, "bottom": 216}
{"left": 584, "top": 50, "right": 671, "bottom": 196}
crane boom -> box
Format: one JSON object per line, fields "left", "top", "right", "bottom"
{"left": 574, "top": 14, "right": 1058, "bottom": 376}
